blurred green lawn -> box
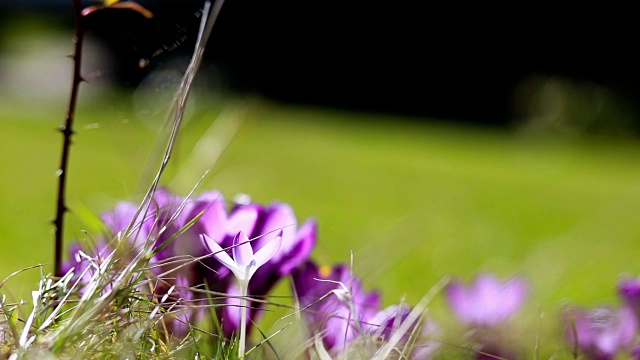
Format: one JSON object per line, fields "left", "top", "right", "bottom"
{"left": 2, "top": 95, "right": 640, "bottom": 351}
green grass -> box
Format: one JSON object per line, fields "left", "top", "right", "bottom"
{"left": 2, "top": 94, "right": 640, "bottom": 356}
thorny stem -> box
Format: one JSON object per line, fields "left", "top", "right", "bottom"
{"left": 54, "top": 0, "right": 84, "bottom": 277}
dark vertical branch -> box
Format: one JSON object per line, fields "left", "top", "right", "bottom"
{"left": 54, "top": 0, "right": 85, "bottom": 277}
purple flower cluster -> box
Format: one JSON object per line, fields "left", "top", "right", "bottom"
{"left": 564, "top": 278, "right": 640, "bottom": 360}
{"left": 292, "top": 261, "right": 381, "bottom": 352}
{"left": 565, "top": 306, "right": 637, "bottom": 360}
{"left": 291, "top": 261, "right": 439, "bottom": 357}
{"left": 63, "top": 189, "right": 316, "bottom": 338}
{"left": 440, "top": 273, "right": 640, "bottom": 359}
{"left": 64, "top": 189, "right": 441, "bottom": 357}
{"left": 62, "top": 188, "right": 640, "bottom": 359}
{"left": 562, "top": 277, "right": 640, "bottom": 360}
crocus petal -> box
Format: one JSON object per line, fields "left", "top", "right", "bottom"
{"left": 445, "top": 281, "right": 476, "bottom": 323}
{"left": 367, "top": 304, "right": 411, "bottom": 338}
{"left": 168, "top": 275, "right": 196, "bottom": 337}
{"left": 232, "top": 231, "right": 255, "bottom": 273}
{"left": 498, "top": 275, "right": 526, "bottom": 320}
{"left": 202, "top": 234, "right": 237, "bottom": 273}
{"left": 565, "top": 306, "right": 637, "bottom": 359}
{"left": 278, "top": 219, "right": 317, "bottom": 276}
{"left": 157, "top": 193, "right": 221, "bottom": 263}
{"left": 62, "top": 241, "right": 113, "bottom": 295}
{"left": 227, "top": 205, "right": 260, "bottom": 240}
{"left": 221, "top": 281, "right": 243, "bottom": 338}
{"left": 252, "top": 232, "right": 282, "bottom": 272}
{"left": 619, "top": 277, "right": 640, "bottom": 319}
{"left": 615, "top": 307, "right": 638, "bottom": 351}
{"left": 186, "top": 191, "right": 226, "bottom": 243}
{"left": 292, "top": 261, "right": 383, "bottom": 353}
{"left": 446, "top": 273, "right": 528, "bottom": 326}
{"left": 478, "top": 274, "right": 528, "bottom": 322}
{"left": 257, "top": 203, "right": 296, "bottom": 260}
{"left": 102, "top": 201, "right": 140, "bottom": 235}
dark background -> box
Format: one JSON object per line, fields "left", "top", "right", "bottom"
{"left": 1, "top": 0, "right": 638, "bottom": 125}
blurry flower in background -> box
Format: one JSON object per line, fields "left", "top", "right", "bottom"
{"left": 619, "top": 277, "right": 640, "bottom": 321}
{"left": 445, "top": 273, "right": 529, "bottom": 359}
{"left": 564, "top": 306, "right": 637, "bottom": 360}
{"left": 445, "top": 273, "right": 529, "bottom": 327}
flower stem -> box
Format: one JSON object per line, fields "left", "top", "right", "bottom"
{"left": 54, "top": 0, "right": 84, "bottom": 277}
{"left": 238, "top": 280, "right": 249, "bottom": 358}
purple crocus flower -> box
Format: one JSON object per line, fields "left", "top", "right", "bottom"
{"left": 102, "top": 188, "right": 179, "bottom": 250}
{"left": 409, "top": 319, "right": 441, "bottom": 359}
{"left": 203, "top": 230, "right": 283, "bottom": 357}
{"left": 445, "top": 273, "right": 529, "bottom": 327}
{"left": 217, "top": 202, "right": 317, "bottom": 288}
{"left": 619, "top": 277, "right": 640, "bottom": 321}
{"left": 366, "top": 304, "right": 413, "bottom": 342}
{"left": 100, "top": 192, "right": 317, "bottom": 340}
{"left": 207, "top": 202, "right": 317, "bottom": 338}
{"left": 101, "top": 190, "right": 228, "bottom": 287}
{"left": 61, "top": 241, "right": 114, "bottom": 295}
{"left": 63, "top": 190, "right": 228, "bottom": 338}
{"left": 155, "top": 190, "right": 228, "bottom": 287}
{"left": 292, "top": 261, "right": 381, "bottom": 353}
{"left": 160, "top": 275, "right": 203, "bottom": 338}
{"left": 565, "top": 306, "right": 637, "bottom": 360}
{"left": 366, "top": 304, "right": 441, "bottom": 359}
{"left": 65, "top": 189, "right": 317, "bottom": 342}
{"left": 103, "top": 189, "right": 222, "bottom": 261}
{"left": 202, "top": 230, "right": 282, "bottom": 284}
{"left": 293, "top": 261, "right": 439, "bottom": 357}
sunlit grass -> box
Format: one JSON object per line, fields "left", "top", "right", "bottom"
{"left": 2, "top": 95, "right": 640, "bottom": 356}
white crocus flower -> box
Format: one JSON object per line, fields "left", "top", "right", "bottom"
{"left": 201, "top": 230, "right": 282, "bottom": 358}
{"left": 202, "top": 231, "right": 282, "bottom": 284}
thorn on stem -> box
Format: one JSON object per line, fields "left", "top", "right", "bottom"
{"left": 59, "top": 125, "right": 76, "bottom": 136}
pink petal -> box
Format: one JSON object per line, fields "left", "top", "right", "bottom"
{"left": 227, "top": 205, "right": 259, "bottom": 238}
{"left": 278, "top": 219, "right": 317, "bottom": 276}
{"left": 222, "top": 282, "right": 243, "bottom": 335}
{"left": 258, "top": 203, "right": 296, "bottom": 261}
{"left": 196, "top": 191, "right": 228, "bottom": 244}
{"left": 101, "top": 201, "right": 139, "bottom": 234}
{"left": 446, "top": 274, "right": 528, "bottom": 326}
